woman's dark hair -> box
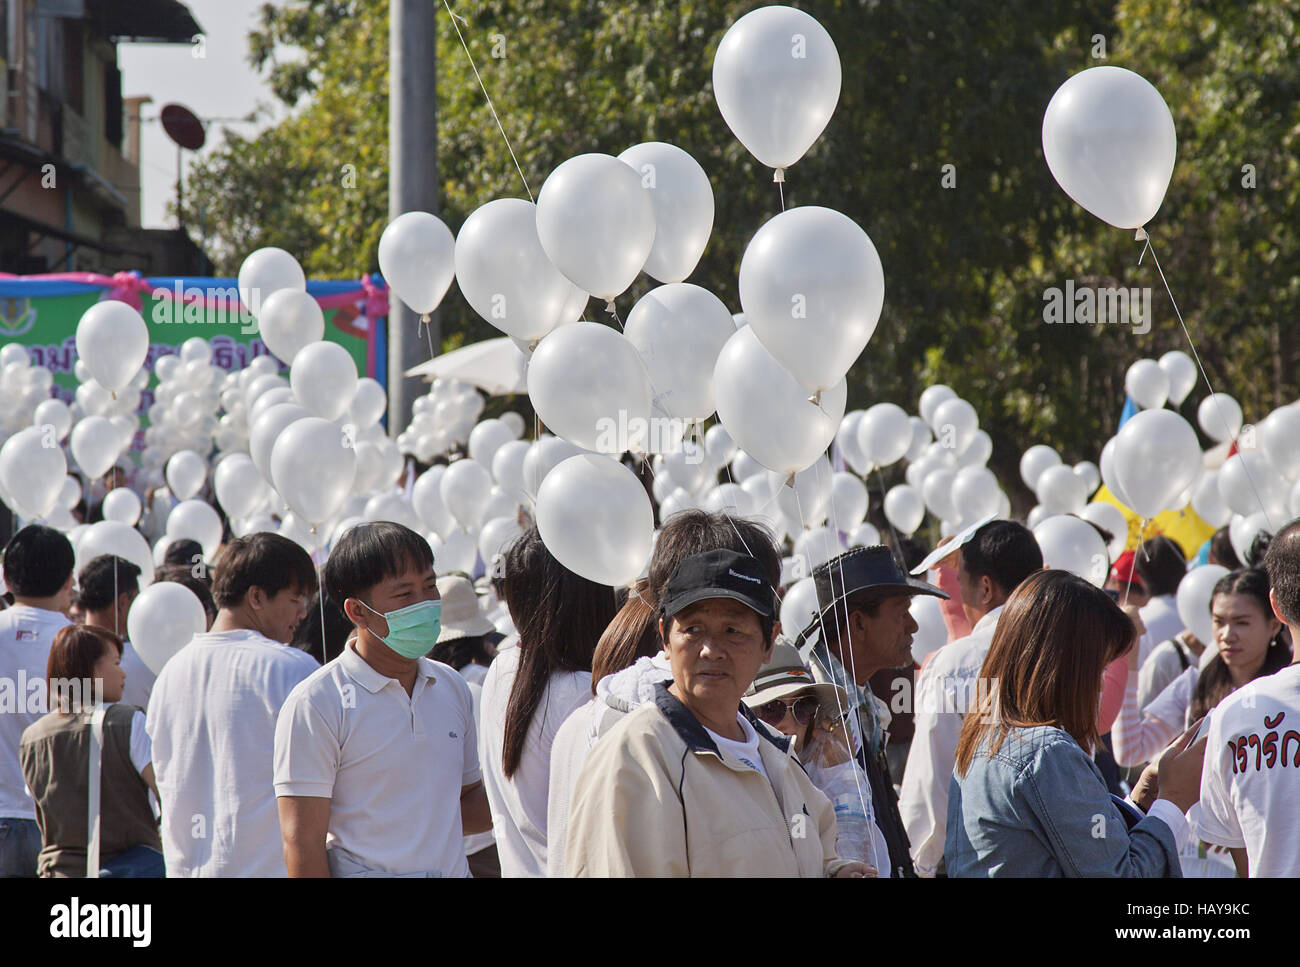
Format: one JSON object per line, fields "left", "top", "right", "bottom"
{"left": 324, "top": 522, "right": 433, "bottom": 608}
{"left": 291, "top": 590, "right": 353, "bottom": 664}
{"left": 1189, "top": 568, "right": 1290, "bottom": 722}
{"left": 955, "top": 570, "right": 1134, "bottom": 777}
{"left": 212, "top": 532, "right": 318, "bottom": 609}
{"left": 153, "top": 565, "right": 218, "bottom": 623}
{"left": 1209, "top": 526, "right": 1241, "bottom": 570}
{"left": 500, "top": 525, "right": 617, "bottom": 779}
{"left": 2, "top": 524, "right": 75, "bottom": 598}
{"left": 1134, "top": 536, "right": 1187, "bottom": 597}
{"left": 46, "top": 624, "right": 122, "bottom": 711}
{"left": 647, "top": 510, "right": 780, "bottom": 609}
{"left": 76, "top": 555, "right": 141, "bottom": 612}
{"left": 431, "top": 634, "right": 496, "bottom": 672}
{"left": 590, "top": 579, "right": 660, "bottom": 690}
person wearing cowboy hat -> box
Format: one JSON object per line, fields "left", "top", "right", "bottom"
{"left": 743, "top": 640, "right": 892, "bottom": 875}
{"left": 794, "top": 544, "right": 949, "bottom": 879}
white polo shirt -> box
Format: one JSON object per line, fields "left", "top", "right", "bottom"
{"left": 146, "top": 628, "right": 319, "bottom": 877}
{"left": 274, "top": 644, "right": 480, "bottom": 877}
{"left": 0, "top": 605, "right": 71, "bottom": 819}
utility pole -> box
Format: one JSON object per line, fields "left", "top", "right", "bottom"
{"left": 388, "top": 0, "right": 439, "bottom": 438}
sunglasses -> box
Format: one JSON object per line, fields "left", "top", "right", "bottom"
{"left": 754, "top": 694, "right": 821, "bottom": 728}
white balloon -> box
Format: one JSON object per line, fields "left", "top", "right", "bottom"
{"left": 847, "top": 521, "right": 881, "bottom": 548}
{"left": 1230, "top": 512, "right": 1271, "bottom": 567}
{"left": 165, "top": 499, "right": 224, "bottom": 561}
{"left": 828, "top": 472, "right": 869, "bottom": 530}
{"left": 350, "top": 378, "right": 387, "bottom": 429}
{"left": 931, "top": 398, "right": 979, "bottom": 457}
{"left": 33, "top": 399, "right": 72, "bottom": 442}
{"left": 835, "top": 411, "right": 869, "bottom": 475}
{"left": 910, "top": 594, "right": 947, "bottom": 666}
{"left": 703, "top": 483, "right": 756, "bottom": 518}
{"left": 919, "top": 385, "right": 957, "bottom": 429}
{"left": 712, "top": 4, "right": 841, "bottom": 173}
{"left": 101, "top": 487, "right": 142, "bottom": 526}
{"left": 522, "top": 436, "right": 584, "bottom": 502}
{"left": 1190, "top": 469, "right": 1232, "bottom": 529}
{"left": 535, "top": 153, "right": 656, "bottom": 305}
{"left": 1033, "top": 514, "right": 1109, "bottom": 586}
{"left": 214, "top": 453, "right": 270, "bottom": 520}
{"left": 412, "top": 466, "right": 453, "bottom": 535}
{"left": 440, "top": 458, "right": 493, "bottom": 531}
{"left": 713, "top": 327, "right": 846, "bottom": 475}
{"left": 1217, "top": 451, "right": 1289, "bottom": 521}
{"left": 730, "top": 450, "right": 765, "bottom": 484}
{"left": 1099, "top": 437, "right": 1132, "bottom": 508}
{"left": 1259, "top": 405, "right": 1300, "bottom": 481}
{"left": 362, "top": 492, "right": 424, "bottom": 532}
{"left": 70, "top": 416, "right": 122, "bottom": 479}
{"left": 1113, "top": 410, "right": 1202, "bottom": 519}
{"left": 772, "top": 456, "right": 833, "bottom": 529}
{"left": 704, "top": 424, "right": 737, "bottom": 470}
{"left": 290, "top": 342, "right": 358, "bottom": 421}
{"left": 857, "top": 403, "right": 911, "bottom": 471}
{"left": 378, "top": 211, "right": 456, "bottom": 315}
{"left": 624, "top": 283, "right": 735, "bottom": 420}
{"left": 468, "top": 419, "right": 516, "bottom": 471}
{"left": 478, "top": 516, "right": 523, "bottom": 569}
{"left": 75, "top": 301, "right": 148, "bottom": 392}
{"left": 738, "top": 206, "right": 883, "bottom": 393}
{"left": 432, "top": 526, "right": 477, "bottom": 576}
{"left": 957, "top": 430, "right": 993, "bottom": 469}
{"left": 1042, "top": 66, "right": 1177, "bottom": 230}
{"left": 1079, "top": 501, "right": 1129, "bottom": 559}
{"left": 1159, "top": 350, "right": 1197, "bottom": 406}
{"left": 884, "top": 484, "right": 925, "bottom": 536}
{"left": 249, "top": 403, "right": 311, "bottom": 485}
{"left": 257, "top": 289, "right": 324, "bottom": 365}
{"left": 165, "top": 450, "right": 207, "bottom": 501}
{"left": 952, "top": 465, "right": 1001, "bottom": 523}
{"left": 793, "top": 526, "right": 839, "bottom": 572}
{"left": 922, "top": 467, "right": 958, "bottom": 524}
{"left": 616, "top": 142, "right": 714, "bottom": 284}
{"left": 127, "top": 582, "right": 207, "bottom": 676}
{"left": 499, "top": 411, "right": 526, "bottom": 439}
{"left": 1198, "top": 393, "right": 1242, "bottom": 444}
{"left": 1124, "top": 358, "right": 1170, "bottom": 410}
{"left": 1036, "top": 464, "right": 1088, "bottom": 516}
{"left": 527, "top": 322, "right": 652, "bottom": 453}
{"left": 269, "top": 417, "right": 357, "bottom": 526}
{"left": 780, "top": 578, "right": 821, "bottom": 643}
{"left": 906, "top": 416, "right": 933, "bottom": 463}
{"left": 238, "top": 247, "right": 306, "bottom": 311}
{"left": 1176, "top": 564, "right": 1230, "bottom": 647}
{"left": 1073, "top": 461, "right": 1101, "bottom": 497}
{"left": 59, "top": 476, "right": 83, "bottom": 511}
{"left": 535, "top": 454, "right": 655, "bottom": 587}
{"left": 77, "top": 520, "right": 154, "bottom": 585}
{"left": 491, "top": 439, "right": 531, "bottom": 505}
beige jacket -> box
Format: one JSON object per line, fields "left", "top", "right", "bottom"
{"left": 565, "top": 683, "right": 851, "bottom": 877}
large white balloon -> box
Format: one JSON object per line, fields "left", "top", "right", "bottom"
{"left": 238, "top": 247, "right": 306, "bottom": 311}
{"left": 256, "top": 289, "right": 324, "bottom": 365}
{"left": 738, "top": 206, "right": 883, "bottom": 393}
{"left": 77, "top": 520, "right": 154, "bottom": 584}
{"left": 249, "top": 403, "right": 311, "bottom": 485}
{"left": 1159, "top": 350, "right": 1197, "bottom": 406}
{"left": 350, "top": 378, "right": 388, "bottom": 429}
{"left": 1035, "top": 464, "right": 1087, "bottom": 516}
{"left": 919, "top": 385, "right": 957, "bottom": 428}
{"left": 69, "top": 416, "right": 122, "bottom": 479}
{"left": 127, "top": 582, "right": 207, "bottom": 676}
{"left": 101, "top": 488, "right": 142, "bottom": 526}
{"left": 952, "top": 465, "right": 1001, "bottom": 523}
{"left": 165, "top": 500, "right": 224, "bottom": 561}
{"left": 704, "top": 424, "right": 737, "bottom": 471}
{"left": 33, "top": 399, "right": 72, "bottom": 442}
{"left": 269, "top": 417, "right": 357, "bottom": 526}
{"left": 535, "top": 153, "right": 656, "bottom": 305}
{"left": 290, "top": 342, "right": 358, "bottom": 421}
{"left": 468, "top": 419, "right": 516, "bottom": 472}
{"left": 1124, "top": 358, "right": 1169, "bottom": 410}
{"left": 884, "top": 484, "right": 925, "bottom": 536}
{"left": 780, "top": 578, "right": 821, "bottom": 643}
{"left": 713, "top": 326, "right": 845, "bottom": 475}
{"left": 1033, "top": 514, "right": 1109, "bottom": 587}
{"left": 75, "top": 301, "right": 148, "bottom": 393}
{"left": 712, "top": 4, "right": 841, "bottom": 175}
{"left": 478, "top": 516, "right": 523, "bottom": 570}
{"left": 616, "top": 142, "right": 713, "bottom": 284}
{"left": 535, "top": 454, "right": 655, "bottom": 587}
{"left": 1190, "top": 470, "right": 1231, "bottom": 528}
{"left": 213, "top": 454, "right": 270, "bottom": 520}
{"left": 624, "top": 283, "right": 735, "bottom": 420}
{"left": 1079, "top": 501, "right": 1129, "bottom": 559}
{"left": 1197, "top": 393, "right": 1242, "bottom": 444}
{"left": 835, "top": 411, "right": 868, "bottom": 475}
{"left": 1176, "top": 565, "right": 1230, "bottom": 647}
{"left": 931, "top": 397, "right": 979, "bottom": 457}
{"left": 1217, "top": 451, "right": 1289, "bottom": 522}
{"left": 378, "top": 211, "right": 456, "bottom": 315}
{"left": 1113, "top": 409, "right": 1201, "bottom": 519}
{"left": 165, "top": 450, "right": 207, "bottom": 501}
{"left": 455, "top": 198, "right": 576, "bottom": 341}
{"left": 527, "top": 322, "right": 652, "bottom": 453}
{"left": 0, "top": 426, "right": 67, "bottom": 519}
{"left": 1259, "top": 405, "right": 1300, "bottom": 481}
{"left": 522, "top": 436, "right": 584, "bottom": 502}
{"left": 491, "top": 439, "right": 531, "bottom": 505}
{"left": 857, "top": 403, "right": 911, "bottom": 471}
{"left": 828, "top": 472, "right": 868, "bottom": 531}
{"left": 440, "top": 459, "right": 493, "bottom": 531}
{"left": 910, "top": 594, "right": 948, "bottom": 666}
{"left": 1041, "top": 66, "right": 1177, "bottom": 230}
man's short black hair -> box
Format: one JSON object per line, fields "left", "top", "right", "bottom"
{"left": 960, "top": 520, "right": 1043, "bottom": 597}
{"left": 1135, "top": 536, "right": 1186, "bottom": 597}
{"left": 163, "top": 538, "right": 206, "bottom": 571}
{"left": 2, "top": 525, "right": 75, "bottom": 598}
{"left": 324, "top": 522, "right": 434, "bottom": 608}
{"left": 1264, "top": 519, "right": 1300, "bottom": 627}
{"left": 77, "top": 555, "right": 142, "bottom": 612}
{"left": 211, "top": 532, "right": 317, "bottom": 610}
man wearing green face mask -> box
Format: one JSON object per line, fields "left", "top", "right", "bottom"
{"left": 274, "top": 522, "right": 494, "bottom": 877}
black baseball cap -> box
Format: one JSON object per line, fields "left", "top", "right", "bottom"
{"left": 661, "top": 549, "right": 776, "bottom": 620}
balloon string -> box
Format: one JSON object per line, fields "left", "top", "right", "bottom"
{"left": 439, "top": 0, "right": 534, "bottom": 202}
{"left": 1122, "top": 518, "right": 1147, "bottom": 609}
{"left": 317, "top": 560, "right": 328, "bottom": 663}
{"left": 778, "top": 180, "right": 786, "bottom": 212}
{"left": 875, "top": 467, "right": 902, "bottom": 551}
{"left": 1141, "top": 233, "right": 1273, "bottom": 530}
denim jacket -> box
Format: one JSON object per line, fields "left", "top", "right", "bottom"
{"left": 945, "top": 724, "right": 1181, "bottom": 877}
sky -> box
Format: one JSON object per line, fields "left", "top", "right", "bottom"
{"left": 117, "top": 0, "right": 286, "bottom": 230}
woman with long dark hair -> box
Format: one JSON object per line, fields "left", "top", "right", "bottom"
{"left": 947, "top": 570, "right": 1205, "bottom": 877}
{"left": 478, "top": 525, "right": 618, "bottom": 877}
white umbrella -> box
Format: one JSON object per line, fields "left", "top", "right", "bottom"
{"left": 404, "top": 338, "right": 528, "bottom": 396}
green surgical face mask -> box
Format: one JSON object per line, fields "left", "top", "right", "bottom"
{"left": 359, "top": 598, "right": 442, "bottom": 659}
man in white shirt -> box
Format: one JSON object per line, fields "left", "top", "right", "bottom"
{"left": 146, "top": 532, "right": 319, "bottom": 877}
{"left": 0, "top": 525, "right": 74, "bottom": 876}
{"left": 1136, "top": 536, "right": 1188, "bottom": 663}
{"left": 77, "top": 554, "right": 155, "bottom": 711}
{"left": 275, "top": 522, "right": 491, "bottom": 877}
{"left": 1197, "top": 519, "right": 1300, "bottom": 877}
{"left": 900, "top": 520, "right": 1043, "bottom": 878}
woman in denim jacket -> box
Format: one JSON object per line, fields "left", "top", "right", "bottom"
{"left": 945, "top": 570, "right": 1207, "bottom": 877}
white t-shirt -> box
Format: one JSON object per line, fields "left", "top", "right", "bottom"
{"left": 479, "top": 642, "right": 592, "bottom": 877}
{"left": 704, "top": 713, "right": 769, "bottom": 779}
{"left": 274, "top": 644, "right": 479, "bottom": 876}
{"left": 1197, "top": 664, "right": 1300, "bottom": 877}
{"left": 119, "top": 640, "right": 157, "bottom": 713}
{"left": 1138, "top": 637, "right": 1193, "bottom": 713}
{"left": 146, "top": 628, "right": 319, "bottom": 877}
{"left": 459, "top": 663, "right": 488, "bottom": 687}
{"left": 0, "top": 605, "right": 71, "bottom": 819}
{"left": 463, "top": 679, "right": 494, "bottom": 857}
{"left": 1140, "top": 594, "right": 1184, "bottom": 653}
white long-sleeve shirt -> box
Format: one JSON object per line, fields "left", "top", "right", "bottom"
{"left": 1111, "top": 666, "right": 1196, "bottom": 767}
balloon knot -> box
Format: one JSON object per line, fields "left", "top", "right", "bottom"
{"left": 783, "top": 472, "right": 796, "bottom": 489}
{"left": 420, "top": 313, "right": 430, "bottom": 325}
{"left": 110, "top": 390, "right": 117, "bottom": 401}
{"left": 527, "top": 338, "right": 540, "bottom": 353}
{"left": 604, "top": 300, "right": 617, "bottom": 314}
{"left": 807, "top": 390, "right": 821, "bottom": 406}
{"left": 1134, "top": 227, "right": 1148, "bottom": 241}
{"left": 773, "top": 168, "right": 786, "bottom": 184}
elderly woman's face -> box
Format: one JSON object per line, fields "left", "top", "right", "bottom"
{"left": 662, "top": 598, "right": 772, "bottom": 720}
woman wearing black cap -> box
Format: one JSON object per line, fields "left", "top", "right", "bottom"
{"left": 564, "top": 549, "right": 873, "bottom": 877}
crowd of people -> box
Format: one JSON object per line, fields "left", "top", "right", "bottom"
{"left": 2, "top": 500, "right": 1299, "bottom": 878}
